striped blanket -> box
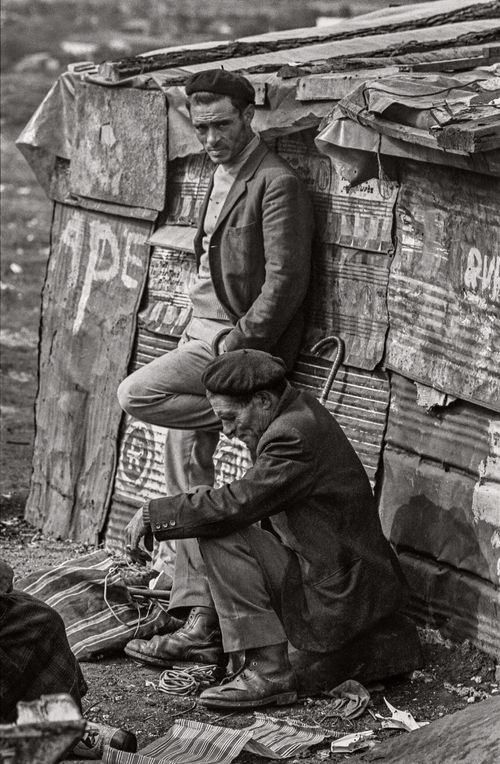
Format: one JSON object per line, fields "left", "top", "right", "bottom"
{"left": 102, "top": 715, "right": 326, "bottom": 763}
{"left": 18, "top": 550, "right": 171, "bottom": 660}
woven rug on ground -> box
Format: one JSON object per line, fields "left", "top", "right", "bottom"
{"left": 102, "top": 714, "right": 327, "bottom": 764}
{"left": 18, "top": 550, "right": 171, "bottom": 660}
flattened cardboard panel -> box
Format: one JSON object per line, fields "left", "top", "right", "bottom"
{"left": 400, "top": 552, "right": 500, "bottom": 657}
{"left": 26, "top": 204, "right": 153, "bottom": 543}
{"left": 70, "top": 83, "right": 167, "bottom": 211}
{"left": 165, "top": 152, "right": 213, "bottom": 226}
{"left": 138, "top": 246, "right": 196, "bottom": 337}
{"left": 290, "top": 355, "right": 390, "bottom": 485}
{"left": 274, "top": 131, "right": 398, "bottom": 251}
{"left": 305, "top": 244, "right": 390, "bottom": 370}
{"left": 379, "top": 446, "right": 500, "bottom": 585}
{"left": 386, "top": 161, "right": 500, "bottom": 411}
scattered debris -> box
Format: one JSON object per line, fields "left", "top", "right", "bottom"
{"left": 374, "top": 698, "right": 429, "bottom": 732}
{"left": 330, "top": 730, "right": 376, "bottom": 754}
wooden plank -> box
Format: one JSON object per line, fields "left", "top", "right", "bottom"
{"left": 364, "top": 696, "right": 500, "bottom": 763}
{"left": 296, "top": 67, "right": 399, "bottom": 101}
{"left": 26, "top": 205, "right": 153, "bottom": 543}
{"left": 437, "top": 118, "right": 500, "bottom": 152}
{"left": 70, "top": 82, "right": 167, "bottom": 212}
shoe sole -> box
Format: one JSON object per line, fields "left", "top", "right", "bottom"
{"left": 198, "top": 690, "right": 298, "bottom": 709}
{"left": 124, "top": 646, "right": 220, "bottom": 670}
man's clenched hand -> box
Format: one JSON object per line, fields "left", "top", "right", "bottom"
{"left": 125, "top": 506, "right": 153, "bottom": 555}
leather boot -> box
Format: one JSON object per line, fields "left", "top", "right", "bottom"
{"left": 199, "top": 642, "right": 297, "bottom": 709}
{"left": 124, "top": 606, "right": 223, "bottom": 667}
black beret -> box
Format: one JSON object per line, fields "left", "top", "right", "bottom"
{"left": 202, "top": 350, "right": 286, "bottom": 395}
{"left": 185, "top": 69, "right": 255, "bottom": 104}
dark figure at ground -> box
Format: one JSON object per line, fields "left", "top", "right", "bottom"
{"left": 117, "top": 68, "right": 314, "bottom": 664}
{"left": 0, "top": 559, "right": 87, "bottom": 722}
{"left": 125, "top": 350, "right": 408, "bottom": 709}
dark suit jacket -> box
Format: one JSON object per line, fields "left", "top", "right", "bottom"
{"left": 147, "top": 387, "right": 406, "bottom": 653}
{"left": 194, "top": 142, "right": 314, "bottom": 369}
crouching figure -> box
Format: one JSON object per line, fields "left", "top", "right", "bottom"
{"left": 125, "top": 349, "right": 408, "bottom": 709}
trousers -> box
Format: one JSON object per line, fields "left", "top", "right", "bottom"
{"left": 117, "top": 338, "right": 220, "bottom": 609}
{"left": 200, "top": 525, "right": 292, "bottom": 652}
{"left": 118, "top": 339, "right": 291, "bottom": 651}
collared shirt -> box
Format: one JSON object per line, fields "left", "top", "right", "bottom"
{"left": 187, "top": 134, "right": 260, "bottom": 344}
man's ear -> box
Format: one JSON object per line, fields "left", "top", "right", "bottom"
{"left": 256, "top": 390, "right": 273, "bottom": 409}
{"left": 243, "top": 104, "right": 255, "bottom": 126}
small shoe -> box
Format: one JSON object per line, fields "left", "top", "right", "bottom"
{"left": 73, "top": 720, "right": 137, "bottom": 759}
{"left": 199, "top": 643, "right": 297, "bottom": 709}
{"left": 124, "top": 606, "right": 223, "bottom": 667}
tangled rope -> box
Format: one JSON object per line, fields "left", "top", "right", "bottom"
{"left": 158, "top": 664, "right": 220, "bottom": 696}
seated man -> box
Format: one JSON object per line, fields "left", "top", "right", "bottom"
{"left": 125, "top": 349, "right": 406, "bottom": 709}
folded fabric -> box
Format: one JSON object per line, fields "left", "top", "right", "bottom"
{"left": 102, "top": 719, "right": 253, "bottom": 764}
{"left": 18, "top": 550, "right": 171, "bottom": 660}
{"left": 244, "top": 713, "right": 326, "bottom": 759}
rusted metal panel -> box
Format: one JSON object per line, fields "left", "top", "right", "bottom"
{"left": 274, "top": 132, "right": 397, "bottom": 252}
{"left": 386, "top": 161, "right": 500, "bottom": 411}
{"left": 272, "top": 132, "right": 397, "bottom": 370}
{"left": 306, "top": 245, "right": 391, "bottom": 371}
{"left": 138, "top": 226, "right": 197, "bottom": 338}
{"left": 386, "top": 373, "right": 494, "bottom": 473}
{"left": 165, "top": 152, "right": 213, "bottom": 226}
{"left": 399, "top": 551, "right": 500, "bottom": 657}
{"left": 70, "top": 82, "right": 167, "bottom": 212}
{"left": 379, "top": 372, "right": 499, "bottom": 588}
{"left": 26, "top": 204, "right": 153, "bottom": 543}
{"left": 291, "top": 355, "right": 390, "bottom": 485}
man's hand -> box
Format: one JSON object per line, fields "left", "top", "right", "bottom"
{"left": 125, "top": 507, "right": 153, "bottom": 558}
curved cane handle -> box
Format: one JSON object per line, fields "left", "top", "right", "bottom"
{"left": 310, "top": 335, "right": 345, "bottom": 406}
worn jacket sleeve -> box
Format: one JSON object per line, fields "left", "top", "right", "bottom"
{"left": 224, "top": 173, "right": 313, "bottom": 352}
{"left": 147, "top": 426, "right": 315, "bottom": 540}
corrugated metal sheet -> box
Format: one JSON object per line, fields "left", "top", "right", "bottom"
{"left": 380, "top": 372, "right": 499, "bottom": 582}
{"left": 291, "top": 355, "right": 390, "bottom": 484}
{"left": 165, "top": 152, "right": 213, "bottom": 227}
{"left": 385, "top": 373, "right": 494, "bottom": 473}
{"left": 26, "top": 204, "right": 153, "bottom": 543}
{"left": 399, "top": 551, "right": 500, "bottom": 656}
{"left": 71, "top": 84, "right": 168, "bottom": 213}
{"left": 306, "top": 245, "right": 391, "bottom": 371}
{"left": 138, "top": 246, "right": 197, "bottom": 337}
{"left": 386, "top": 160, "right": 500, "bottom": 411}
{"left": 274, "top": 132, "right": 398, "bottom": 252}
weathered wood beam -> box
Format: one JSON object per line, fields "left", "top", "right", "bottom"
{"left": 296, "top": 67, "right": 400, "bottom": 101}
{"left": 437, "top": 117, "right": 500, "bottom": 152}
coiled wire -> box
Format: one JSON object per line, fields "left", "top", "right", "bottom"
{"left": 158, "top": 664, "right": 220, "bottom": 696}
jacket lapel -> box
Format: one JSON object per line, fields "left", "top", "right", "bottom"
{"left": 211, "top": 141, "right": 269, "bottom": 234}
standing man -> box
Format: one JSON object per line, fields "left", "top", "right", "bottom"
{"left": 124, "top": 350, "right": 407, "bottom": 709}
{"left": 118, "top": 70, "right": 314, "bottom": 666}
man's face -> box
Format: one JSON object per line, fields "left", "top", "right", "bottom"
{"left": 207, "top": 392, "right": 274, "bottom": 455}
{"left": 190, "top": 96, "right": 254, "bottom": 165}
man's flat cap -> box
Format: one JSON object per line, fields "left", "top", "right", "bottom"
{"left": 185, "top": 69, "right": 255, "bottom": 104}
{"left": 202, "top": 350, "right": 286, "bottom": 395}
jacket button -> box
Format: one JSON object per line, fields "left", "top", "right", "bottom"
{"left": 162, "top": 523, "right": 168, "bottom": 528}
{"left": 155, "top": 524, "right": 161, "bottom": 530}
{"left": 169, "top": 520, "right": 176, "bottom": 527}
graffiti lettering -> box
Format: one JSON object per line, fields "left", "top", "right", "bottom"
{"left": 60, "top": 217, "right": 145, "bottom": 334}
{"left": 464, "top": 248, "right": 500, "bottom": 302}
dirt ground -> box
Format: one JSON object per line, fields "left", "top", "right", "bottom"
{"left": 0, "top": 61, "right": 499, "bottom": 764}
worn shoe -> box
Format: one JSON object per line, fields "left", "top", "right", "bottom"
{"left": 124, "top": 606, "right": 223, "bottom": 667}
{"left": 198, "top": 642, "right": 297, "bottom": 709}
{"left": 73, "top": 720, "right": 137, "bottom": 759}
